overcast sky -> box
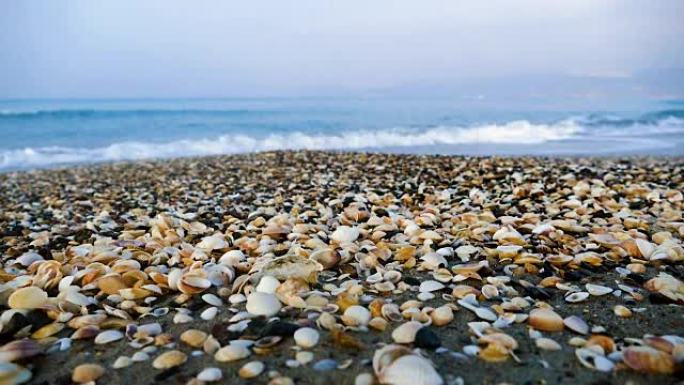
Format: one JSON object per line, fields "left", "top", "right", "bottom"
{"left": 1, "top": 0, "right": 683, "bottom": 99}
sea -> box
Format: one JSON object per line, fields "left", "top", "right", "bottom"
{"left": 1, "top": 98, "right": 683, "bottom": 171}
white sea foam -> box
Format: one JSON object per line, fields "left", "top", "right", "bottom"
{"left": 0, "top": 120, "right": 585, "bottom": 170}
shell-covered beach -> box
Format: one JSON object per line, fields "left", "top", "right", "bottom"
{"left": 0, "top": 151, "right": 683, "bottom": 385}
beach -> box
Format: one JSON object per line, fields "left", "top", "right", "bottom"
{"left": 0, "top": 151, "right": 683, "bottom": 385}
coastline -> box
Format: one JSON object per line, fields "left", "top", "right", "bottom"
{"left": 1, "top": 151, "right": 682, "bottom": 385}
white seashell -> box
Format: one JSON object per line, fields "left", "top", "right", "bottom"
{"left": 585, "top": 284, "right": 612, "bottom": 296}
{"left": 331, "top": 226, "right": 360, "bottom": 244}
{"left": 419, "top": 280, "right": 445, "bottom": 293}
{"left": 94, "top": 330, "right": 124, "bottom": 345}
{"left": 417, "top": 292, "right": 435, "bottom": 301}
{"left": 138, "top": 323, "right": 162, "bottom": 336}
{"left": 246, "top": 292, "right": 282, "bottom": 317}
{"left": 112, "top": 356, "right": 132, "bottom": 369}
{"left": 202, "top": 293, "right": 223, "bottom": 306}
{"left": 201, "top": 306, "right": 219, "bottom": 320}
{"left": 256, "top": 275, "right": 280, "bottom": 294}
{"left": 294, "top": 327, "right": 320, "bottom": 349}
{"left": 197, "top": 367, "right": 223, "bottom": 382}
{"left": 391, "top": 321, "right": 423, "bottom": 344}
{"left": 355, "top": 373, "right": 375, "bottom": 385}
{"left": 296, "top": 351, "right": 314, "bottom": 364}
{"left": 536, "top": 338, "right": 562, "bottom": 351}
{"left": 131, "top": 351, "right": 150, "bottom": 362}
{"left": 343, "top": 305, "right": 371, "bottom": 326}
{"left": 463, "top": 345, "right": 480, "bottom": 356}
{"left": 214, "top": 344, "right": 251, "bottom": 362}
{"left": 378, "top": 354, "right": 443, "bottom": 385}
{"left": 565, "top": 292, "right": 590, "bottom": 303}
{"left": 173, "top": 312, "right": 194, "bottom": 324}
{"left": 229, "top": 294, "right": 247, "bottom": 304}
{"left": 564, "top": 316, "right": 589, "bottom": 335}
{"left": 474, "top": 307, "right": 497, "bottom": 322}
{"left": 239, "top": 360, "right": 265, "bottom": 379}
{"left": 635, "top": 238, "right": 655, "bottom": 259}
{"left": 16, "top": 252, "right": 44, "bottom": 267}
{"left": 197, "top": 234, "right": 228, "bottom": 250}
{"left": 575, "top": 348, "right": 615, "bottom": 372}
{"left": 219, "top": 250, "right": 246, "bottom": 266}
{"left": 481, "top": 284, "right": 499, "bottom": 299}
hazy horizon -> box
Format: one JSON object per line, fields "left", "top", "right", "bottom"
{"left": 2, "top": 0, "right": 683, "bottom": 104}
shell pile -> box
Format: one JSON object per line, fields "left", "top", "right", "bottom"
{"left": 0, "top": 151, "right": 682, "bottom": 384}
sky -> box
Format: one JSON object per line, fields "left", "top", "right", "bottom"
{"left": 1, "top": 0, "right": 683, "bottom": 100}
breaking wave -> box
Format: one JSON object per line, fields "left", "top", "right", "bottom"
{"left": 0, "top": 120, "right": 581, "bottom": 170}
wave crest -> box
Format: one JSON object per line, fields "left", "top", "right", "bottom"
{"left": 0, "top": 120, "right": 581, "bottom": 170}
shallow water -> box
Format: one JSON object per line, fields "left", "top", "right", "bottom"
{"left": 1, "top": 98, "right": 683, "bottom": 171}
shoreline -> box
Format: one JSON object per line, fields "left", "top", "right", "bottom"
{"left": 0, "top": 151, "right": 682, "bottom": 385}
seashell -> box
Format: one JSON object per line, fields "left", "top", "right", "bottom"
{"left": 613, "top": 305, "right": 632, "bottom": 318}
{"left": 622, "top": 346, "right": 674, "bottom": 374}
{"left": 0, "top": 339, "right": 42, "bottom": 362}
{"left": 331, "top": 226, "right": 360, "bottom": 244}
{"left": 202, "top": 293, "right": 223, "bottom": 306}
{"left": 180, "top": 329, "right": 208, "bottom": 348}
{"left": 481, "top": 284, "right": 499, "bottom": 299}
{"left": 355, "top": 373, "right": 375, "bottom": 385}
{"left": 178, "top": 275, "right": 211, "bottom": 295}
{"left": 309, "top": 248, "right": 341, "bottom": 269}
{"left": 201, "top": 306, "right": 219, "bottom": 320}
{"left": 98, "top": 274, "right": 127, "bottom": 295}
{"left": 536, "top": 337, "right": 562, "bottom": 351}
{"left": 585, "top": 284, "right": 612, "bottom": 296}
{"left": 256, "top": 275, "right": 281, "bottom": 294}
{"left": 229, "top": 293, "right": 247, "bottom": 304}
{"left": 112, "top": 356, "right": 132, "bottom": 369}
{"left": 565, "top": 292, "right": 589, "bottom": 303}
{"left": 131, "top": 352, "right": 150, "bottom": 362}
{"left": 563, "top": 316, "right": 588, "bottom": 335}
{"left": 418, "top": 280, "right": 445, "bottom": 293}
{"left": 417, "top": 292, "right": 434, "bottom": 301}
{"left": 528, "top": 309, "right": 564, "bottom": 332}
{"left": 239, "top": 360, "right": 265, "bottom": 379}
{"left": 152, "top": 350, "right": 187, "bottom": 369}
{"left": 8, "top": 286, "right": 48, "bottom": 309}
{"left": 94, "top": 330, "right": 124, "bottom": 345}
{"left": 294, "top": 327, "right": 320, "bottom": 348}
{"left": 368, "top": 317, "right": 388, "bottom": 331}
{"left": 296, "top": 351, "right": 314, "bottom": 364}
{"left": 72, "top": 363, "right": 105, "bottom": 383}
{"left": 430, "top": 306, "right": 454, "bottom": 327}
{"left": 575, "top": 348, "right": 614, "bottom": 372}
{"left": 381, "top": 304, "right": 403, "bottom": 322}
{"left": 197, "top": 367, "right": 223, "bottom": 382}
{"left": 246, "top": 292, "right": 282, "bottom": 317}
{"left": 474, "top": 307, "right": 497, "bottom": 322}
{"left": 31, "top": 322, "right": 65, "bottom": 339}
{"left": 391, "top": 321, "right": 423, "bottom": 344}
{"left": 377, "top": 353, "right": 443, "bottom": 385}
{"left": 204, "top": 335, "right": 221, "bottom": 354}
{"left": 586, "top": 335, "right": 615, "bottom": 353}
{"left": 215, "top": 344, "right": 251, "bottom": 362}
{"left": 342, "top": 305, "right": 372, "bottom": 326}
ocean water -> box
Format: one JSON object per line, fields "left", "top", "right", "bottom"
{"left": 1, "top": 98, "right": 683, "bottom": 171}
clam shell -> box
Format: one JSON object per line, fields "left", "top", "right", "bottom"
{"left": 391, "top": 321, "right": 423, "bottom": 344}
{"left": 153, "top": 350, "right": 187, "bottom": 369}
{"left": 622, "top": 346, "right": 674, "bottom": 374}
{"left": 331, "top": 226, "right": 360, "bottom": 244}
{"left": 294, "top": 327, "right": 320, "bottom": 349}
{"left": 418, "top": 280, "right": 445, "bottom": 293}
{"left": 31, "top": 322, "right": 65, "bottom": 339}
{"left": 528, "top": 309, "right": 564, "bottom": 332}
{"left": 536, "top": 337, "right": 562, "bottom": 351}
{"left": 342, "top": 305, "right": 371, "bottom": 326}
{"left": 246, "top": 292, "right": 282, "bottom": 317}
{"left": 94, "top": 330, "right": 124, "bottom": 345}
{"left": 585, "top": 284, "right": 612, "bottom": 296}
{"left": 180, "top": 329, "right": 208, "bottom": 348}
{"left": 613, "top": 305, "right": 632, "bottom": 318}
{"left": 565, "top": 292, "right": 589, "bottom": 303}
{"left": 430, "top": 306, "right": 454, "bottom": 327}
{"left": 0, "top": 339, "right": 42, "bottom": 362}
{"left": 377, "top": 354, "right": 443, "bottom": 385}
{"left": 202, "top": 293, "right": 223, "bottom": 306}
{"left": 214, "top": 344, "right": 251, "bottom": 362}
{"left": 112, "top": 356, "right": 132, "bottom": 369}
{"left": 256, "top": 275, "right": 281, "bottom": 294}
{"left": 197, "top": 367, "right": 223, "bottom": 382}
{"left": 72, "top": 363, "right": 105, "bottom": 383}
{"left": 239, "top": 361, "right": 265, "bottom": 379}
{"left": 8, "top": 286, "right": 48, "bottom": 309}
{"left": 563, "top": 316, "right": 588, "bottom": 335}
